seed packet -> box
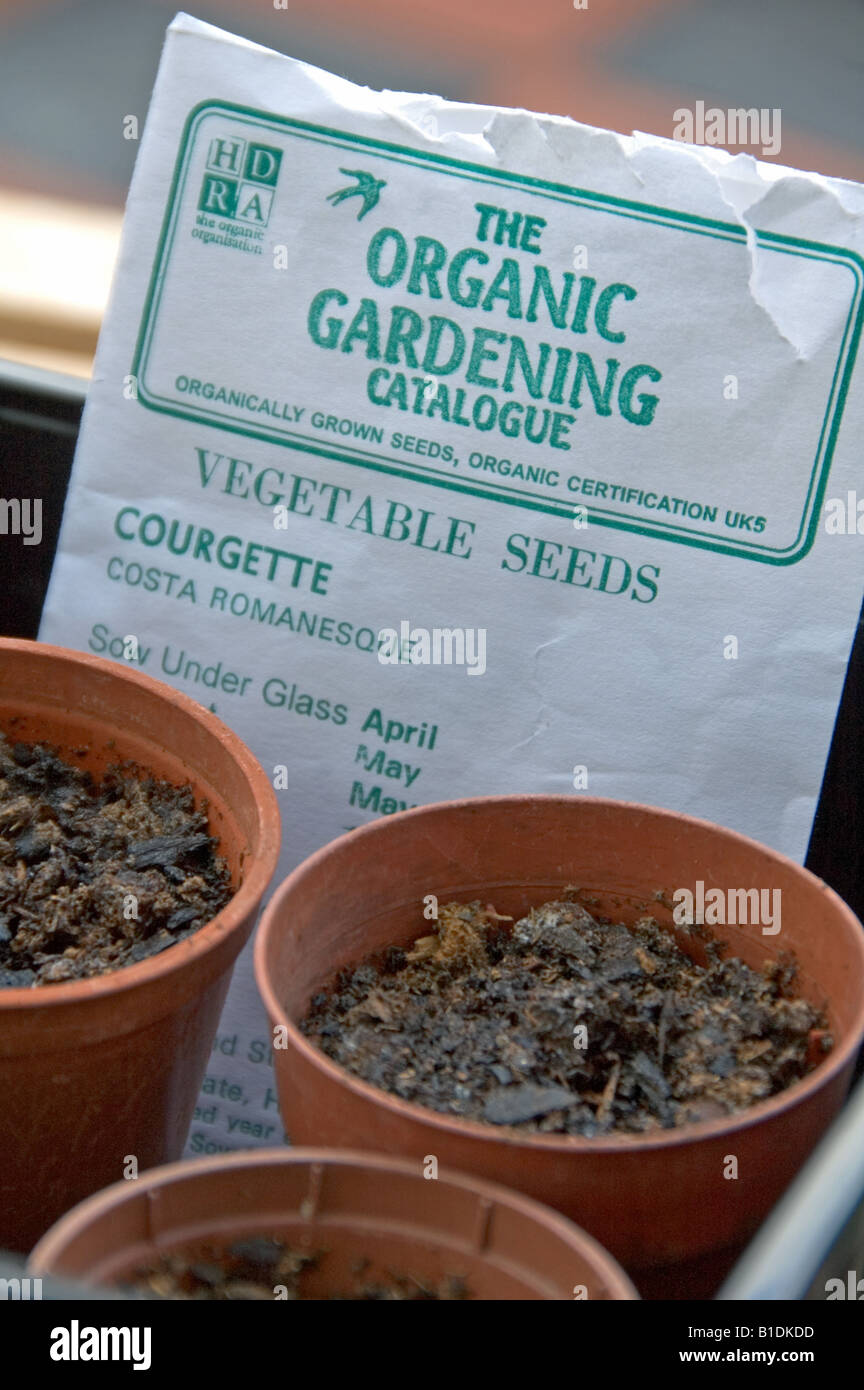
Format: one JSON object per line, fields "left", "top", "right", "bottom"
{"left": 39, "top": 13, "right": 864, "bottom": 1152}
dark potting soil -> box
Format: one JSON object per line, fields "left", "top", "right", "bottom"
{"left": 301, "top": 897, "right": 832, "bottom": 1136}
{"left": 132, "top": 1236, "right": 470, "bottom": 1300}
{"left": 0, "top": 733, "right": 232, "bottom": 986}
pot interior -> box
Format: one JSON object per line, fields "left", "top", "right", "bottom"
{"left": 265, "top": 798, "right": 864, "bottom": 1055}
{"left": 0, "top": 648, "right": 264, "bottom": 889}
{"left": 31, "top": 1153, "right": 636, "bottom": 1300}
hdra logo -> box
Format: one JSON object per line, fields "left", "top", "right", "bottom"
{"left": 198, "top": 136, "right": 282, "bottom": 227}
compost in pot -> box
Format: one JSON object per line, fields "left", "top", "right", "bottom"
{"left": 130, "top": 1236, "right": 471, "bottom": 1301}
{"left": 0, "top": 734, "right": 232, "bottom": 986}
{"left": 301, "top": 896, "right": 831, "bottom": 1136}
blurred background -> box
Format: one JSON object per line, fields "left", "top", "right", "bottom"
{"left": 0, "top": 0, "right": 862, "bottom": 378}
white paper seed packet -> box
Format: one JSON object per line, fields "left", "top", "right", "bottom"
{"left": 40, "top": 14, "right": 864, "bottom": 1154}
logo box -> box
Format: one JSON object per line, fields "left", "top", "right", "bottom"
{"left": 198, "top": 137, "right": 281, "bottom": 224}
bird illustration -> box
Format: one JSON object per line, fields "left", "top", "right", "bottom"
{"left": 325, "top": 168, "right": 386, "bottom": 220}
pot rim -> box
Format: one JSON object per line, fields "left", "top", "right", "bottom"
{"left": 0, "top": 637, "right": 281, "bottom": 1010}
{"left": 255, "top": 792, "right": 864, "bottom": 1156}
{"left": 28, "top": 1144, "right": 640, "bottom": 1299}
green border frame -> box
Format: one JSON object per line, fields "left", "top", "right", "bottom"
{"left": 132, "top": 99, "right": 864, "bottom": 566}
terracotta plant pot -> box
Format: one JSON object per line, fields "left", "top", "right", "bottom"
{"left": 29, "top": 1146, "right": 638, "bottom": 1300}
{"left": 254, "top": 795, "right": 864, "bottom": 1299}
{"left": 0, "top": 638, "right": 280, "bottom": 1251}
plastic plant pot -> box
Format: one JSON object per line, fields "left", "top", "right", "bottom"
{"left": 0, "top": 638, "right": 281, "bottom": 1251}
{"left": 254, "top": 795, "right": 864, "bottom": 1300}
{"left": 28, "top": 1147, "right": 639, "bottom": 1300}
